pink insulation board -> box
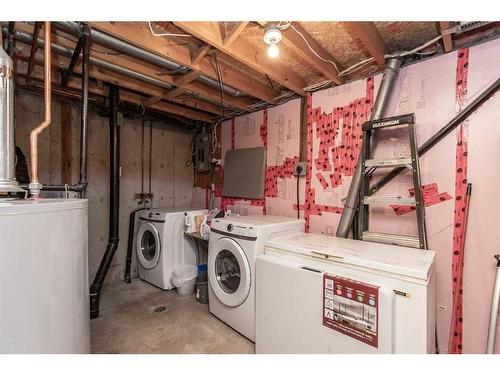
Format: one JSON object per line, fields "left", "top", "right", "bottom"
{"left": 196, "top": 38, "right": 500, "bottom": 353}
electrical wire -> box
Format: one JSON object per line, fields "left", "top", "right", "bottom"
{"left": 148, "top": 21, "right": 192, "bottom": 38}
{"left": 211, "top": 52, "right": 225, "bottom": 156}
{"left": 289, "top": 24, "right": 340, "bottom": 74}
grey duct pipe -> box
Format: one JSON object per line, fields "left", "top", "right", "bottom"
{"left": 56, "top": 22, "right": 243, "bottom": 98}
{"left": 336, "top": 58, "right": 402, "bottom": 238}
{"left": 369, "top": 76, "right": 500, "bottom": 195}
{"left": 10, "top": 28, "right": 232, "bottom": 110}
{"left": 0, "top": 39, "right": 24, "bottom": 194}
{"left": 89, "top": 85, "right": 120, "bottom": 319}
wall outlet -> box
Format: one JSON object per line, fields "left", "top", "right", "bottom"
{"left": 294, "top": 162, "right": 307, "bottom": 177}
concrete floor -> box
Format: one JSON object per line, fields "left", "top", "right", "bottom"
{"left": 91, "top": 279, "right": 255, "bottom": 354}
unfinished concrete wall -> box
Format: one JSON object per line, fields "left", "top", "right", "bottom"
{"left": 14, "top": 91, "right": 195, "bottom": 285}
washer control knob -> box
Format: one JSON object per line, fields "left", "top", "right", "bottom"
{"left": 148, "top": 212, "right": 153, "bottom": 218}
{"left": 227, "top": 224, "right": 234, "bottom": 232}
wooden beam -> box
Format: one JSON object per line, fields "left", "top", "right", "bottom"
{"left": 342, "top": 22, "right": 386, "bottom": 68}
{"left": 190, "top": 44, "right": 211, "bottom": 65}
{"left": 164, "top": 70, "right": 202, "bottom": 99}
{"left": 16, "top": 53, "right": 217, "bottom": 122}
{"left": 278, "top": 22, "right": 344, "bottom": 85}
{"left": 26, "top": 21, "right": 42, "bottom": 83}
{"left": 164, "top": 87, "right": 185, "bottom": 100}
{"left": 143, "top": 96, "right": 163, "bottom": 106}
{"left": 120, "top": 91, "right": 215, "bottom": 123}
{"left": 174, "top": 21, "right": 306, "bottom": 95}
{"left": 61, "top": 101, "right": 73, "bottom": 183}
{"left": 88, "top": 22, "right": 279, "bottom": 103}
{"left": 12, "top": 22, "right": 254, "bottom": 111}
{"left": 173, "top": 70, "right": 201, "bottom": 87}
{"left": 223, "top": 22, "right": 249, "bottom": 47}
{"left": 439, "top": 22, "right": 453, "bottom": 53}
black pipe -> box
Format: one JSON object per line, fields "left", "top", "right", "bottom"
{"left": 78, "top": 26, "right": 90, "bottom": 198}
{"left": 124, "top": 207, "right": 146, "bottom": 283}
{"left": 369, "top": 77, "right": 500, "bottom": 195}
{"left": 89, "top": 85, "right": 120, "bottom": 319}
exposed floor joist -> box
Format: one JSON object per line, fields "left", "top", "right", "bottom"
{"left": 341, "top": 22, "right": 387, "bottom": 68}
{"left": 88, "top": 22, "right": 279, "bottom": 104}
{"left": 15, "top": 54, "right": 216, "bottom": 123}
{"left": 173, "top": 21, "right": 307, "bottom": 96}
{"left": 223, "top": 22, "right": 249, "bottom": 47}
{"left": 439, "top": 22, "right": 453, "bottom": 53}
{"left": 13, "top": 22, "right": 251, "bottom": 112}
{"left": 272, "top": 22, "right": 344, "bottom": 85}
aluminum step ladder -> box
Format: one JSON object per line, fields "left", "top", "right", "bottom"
{"left": 358, "top": 113, "right": 427, "bottom": 249}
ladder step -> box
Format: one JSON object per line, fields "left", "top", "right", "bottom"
{"left": 363, "top": 196, "right": 416, "bottom": 205}
{"left": 362, "top": 231, "right": 421, "bottom": 248}
{"left": 365, "top": 158, "right": 412, "bottom": 169}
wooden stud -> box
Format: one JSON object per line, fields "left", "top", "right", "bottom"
{"left": 342, "top": 22, "right": 386, "bottom": 68}
{"left": 439, "top": 22, "right": 453, "bottom": 53}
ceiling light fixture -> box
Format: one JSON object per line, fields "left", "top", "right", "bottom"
{"left": 263, "top": 26, "right": 282, "bottom": 58}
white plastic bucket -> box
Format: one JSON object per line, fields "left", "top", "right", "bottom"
{"left": 172, "top": 265, "right": 198, "bottom": 297}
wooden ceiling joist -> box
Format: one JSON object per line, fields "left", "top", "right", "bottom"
{"left": 276, "top": 22, "right": 344, "bottom": 85}
{"left": 15, "top": 53, "right": 216, "bottom": 122}
{"left": 190, "top": 44, "right": 211, "bottom": 65}
{"left": 223, "top": 22, "right": 249, "bottom": 47}
{"left": 342, "top": 22, "right": 387, "bottom": 68}
{"left": 439, "top": 22, "right": 453, "bottom": 53}
{"left": 12, "top": 22, "right": 245, "bottom": 114}
{"left": 173, "top": 21, "right": 307, "bottom": 96}
{"left": 88, "top": 22, "right": 279, "bottom": 104}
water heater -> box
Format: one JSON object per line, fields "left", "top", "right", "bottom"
{"left": 0, "top": 199, "right": 90, "bottom": 353}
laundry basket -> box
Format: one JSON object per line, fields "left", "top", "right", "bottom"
{"left": 172, "top": 265, "right": 198, "bottom": 297}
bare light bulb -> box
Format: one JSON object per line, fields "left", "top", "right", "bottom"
{"left": 267, "top": 43, "right": 280, "bottom": 58}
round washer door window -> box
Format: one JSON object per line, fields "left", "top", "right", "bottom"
{"left": 136, "top": 222, "right": 161, "bottom": 269}
{"left": 208, "top": 237, "right": 251, "bottom": 307}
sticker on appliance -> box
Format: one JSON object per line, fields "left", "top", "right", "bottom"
{"left": 323, "top": 274, "right": 379, "bottom": 348}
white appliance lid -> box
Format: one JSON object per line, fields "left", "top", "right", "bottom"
{"left": 0, "top": 198, "right": 88, "bottom": 215}
{"left": 216, "top": 215, "right": 303, "bottom": 228}
{"left": 265, "top": 232, "right": 435, "bottom": 280}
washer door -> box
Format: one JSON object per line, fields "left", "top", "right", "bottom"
{"left": 136, "top": 222, "right": 161, "bottom": 269}
{"left": 209, "top": 237, "right": 251, "bottom": 307}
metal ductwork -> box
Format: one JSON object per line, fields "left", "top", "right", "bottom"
{"left": 0, "top": 35, "right": 24, "bottom": 194}
{"left": 56, "top": 22, "right": 243, "bottom": 98}
{"left": 9, "top": 28, "right": 233, "bottom": 110}
{"left": 336, "top": 57, "right": 402, "bottom": 238}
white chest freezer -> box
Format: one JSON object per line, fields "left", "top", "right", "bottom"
{"left": 255, "top": 232, "right": 436, "bottom": 354}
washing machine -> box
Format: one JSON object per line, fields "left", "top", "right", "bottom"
{"left": 208, "top": 215, "right": 304, "bottom": 341}
{"left": 136, "top": 208, "right": 206, "bottom": 290}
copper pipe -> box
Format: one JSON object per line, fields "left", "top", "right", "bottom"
{"left": 29, "top": 22, "right": 51, "bottom": 197}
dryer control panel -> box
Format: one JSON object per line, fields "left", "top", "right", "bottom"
{"left": 212, "top": 219, "right": 258, "bottom": 238}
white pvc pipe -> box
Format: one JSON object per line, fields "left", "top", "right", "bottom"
{"left": 486, "top": 255, "right": 500, "bottom": 354}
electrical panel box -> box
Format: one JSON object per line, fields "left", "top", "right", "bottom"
{"left": 194, "top": 131, "right": 211, "bottom": 172}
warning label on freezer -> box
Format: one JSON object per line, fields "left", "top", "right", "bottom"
{"left": 323, "top": 274, "right": 379, "bottom": 348}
